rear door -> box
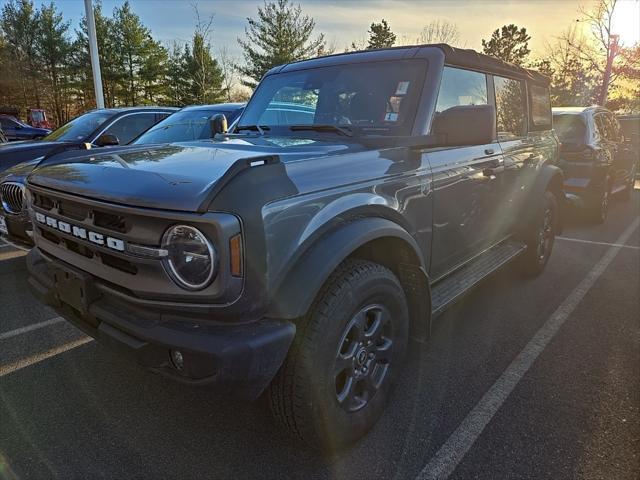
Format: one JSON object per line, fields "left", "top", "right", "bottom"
{"left": 493, "top": 75, "right": 535, "bottom": 235}
{"left": 428, "top": 66, "right": 505, "bottom": 279}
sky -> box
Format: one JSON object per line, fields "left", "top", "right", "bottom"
{"left": 19, "top": 0, "right": 640, "bottom": 61}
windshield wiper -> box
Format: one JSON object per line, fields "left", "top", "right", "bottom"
{"left": 289, "top": 124, "right": 354, "bottom": 137}
{"left": 235, "top": 125, "right": 270, "bottom": 135}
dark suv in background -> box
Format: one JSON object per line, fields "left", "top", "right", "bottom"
{"left": 25, "top": 44, "right": 561, "bottom": 449}
{"left": 553, "top": 106, "right": 637, "bottom": 223}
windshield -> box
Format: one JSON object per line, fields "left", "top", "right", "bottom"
{"left": 43, "top": 111, "right": 112, "bottom": 142}
{"left": 237, "top": 59, "right": 427, "bottom": 136}
{"left": 553, "top": 114, "right": 587, "bottom": 144}
{"left": 31, "top": 111, "right": 45, "bottom": 122}
{"left": 132, "top": 109, "right": 232, "bottom": 144}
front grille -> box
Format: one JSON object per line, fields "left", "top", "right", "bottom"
{"left": 33, "top": 191, "right": 129, "bottom": 234}
{"left": 1, "top": 182, "right": 25, "bottom": 214}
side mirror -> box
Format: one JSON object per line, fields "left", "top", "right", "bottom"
{"left": 210, "top": 114, "right": 228, "bottom": 137}
{"left": 432, "top": 105, "right": 497, "bottom": 146}
{"left": 94, "top": 134, "right": 120, "bottom": 147}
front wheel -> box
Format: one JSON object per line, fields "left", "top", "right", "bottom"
{"left": 268, "top": 259, "right": 409, "bottom": 450}
{"left": 515, "top": 190, "right": 558, "bottom": 277}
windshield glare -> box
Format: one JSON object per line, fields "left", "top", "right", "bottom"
{"left": 133, "top": 110, "right": 230, "bottom": 144}
{"left": 238, "top": 59, "right": 427, "bottom": 136}
{"left": 43, "top": 111, "right": 112, "bottom": 142}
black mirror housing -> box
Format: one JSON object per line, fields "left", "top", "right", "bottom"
{"left": 432, "top": 105, "right": 497, "bottom": 146}
{"left": 94, "top": 134, "right": 120, "bottom": 147}
{"left": 210, "top": 114, "right": 228, "bottom": 136}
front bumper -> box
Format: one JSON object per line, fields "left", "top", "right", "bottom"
{"left": 27, "top": 247, "right": 295, "bottom": 399}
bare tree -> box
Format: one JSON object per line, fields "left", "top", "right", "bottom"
{"left": 217, "top": 45, "right": 235, "bottom": 102}
{"left": 569, "top": 0, "right": 627, "bottom": 104}
{"left": 417, "top": 20, "right": 461, "bottom": 46}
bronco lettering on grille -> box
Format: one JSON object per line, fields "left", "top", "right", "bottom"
{"left": 34, "top": 211, "right": 125, "bottom": 251}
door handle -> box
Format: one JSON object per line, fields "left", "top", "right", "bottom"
{"left": 484, "top": 148, "right": 495, "bottom": 155}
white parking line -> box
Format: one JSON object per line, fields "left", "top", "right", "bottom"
{"left": 0, "top": 337, "right": 93, "bottom": 378}
{"left": 557, "top": 236, "right": 640, "bottom": 251}
{"left": 416, "top": 216, "right": 640, "bottom": 480}
{"left": 0, "top": 317, "right": 64, "bottom": 341}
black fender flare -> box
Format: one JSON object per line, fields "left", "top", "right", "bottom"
{"left": 266, "top": 217, "right": 428, "bottom": 321}
{"left": 522, "top": 163, "right": 565, "bottom": 232}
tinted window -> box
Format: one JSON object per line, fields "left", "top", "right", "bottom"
{"left": 0, "top": 117, "right": 17, "bottom": 129}
{"left": 553, "top": 114, "right": 587, "bottom": 144}
{"left": 240, "top": 59, "right": 427, "bottom": 136}
{"left": 494, "top": 76, "right": 527, "bottom": 139}
{"left": 44, "top": 111, "right": 112, "bottom": 142}
{"left": 435, "top": 67, "right": 488, "bottom": 113}
{"left": 103, "top": 113, "right": 158, "bottom": 145}
{"left": 594, "top": 114, "right": 617, "bottom": 141}
{"left": 529, "top": 84, "right": 551, "bottom": 128}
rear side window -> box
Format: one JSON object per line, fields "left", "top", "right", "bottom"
{"left": 103, "top": 113, "right": 158, "bottom": 145}
{"left": 435, "top": 67, "right": 488, "bottom": 113}
{"left": 494, "top": 76, "right": 527, "bottom": 139}
{"left": 529, "top": 84, "right": 551, "bottom": 129}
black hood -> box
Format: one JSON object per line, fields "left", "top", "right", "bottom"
{"left": 27, "top": 137, "right": 356, "bottom": 212}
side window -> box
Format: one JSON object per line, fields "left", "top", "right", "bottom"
{"left": 435, "top": 66, "right": 488, "bottom": 113}
{"left": 0, "top": 118, "right": 15, "bottom": 129}
{"left": 594, "top": 115, "right": 608, "bottom": 140}
{"left": 529, "top": 84, "right": 551, "bottom": 129}
{"left": 494, "top": 76, "right": 527, "bottom": 139}
{"left": 102, "top": 113, "right": 158, "bottom": 145}
{"left": 605, "top": 114, "right": 622, "bottom": 142}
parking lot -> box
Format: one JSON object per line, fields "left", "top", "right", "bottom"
{"left": 0, "top": 189, "right": 638, "bottom": 479}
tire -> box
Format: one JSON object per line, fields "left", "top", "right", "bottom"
{"left": 619, "top": 168, "right": 636, "bottom": 201}
{"left": 268, "top": 259, "right": 409, "bottom": 451}
{"left": 515, "top": 190, "right": 558, "bottom": 277}
{"left": 586, "top": 175, "right": 611, "bottom": 224}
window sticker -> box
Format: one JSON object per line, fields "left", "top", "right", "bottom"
{"left": 395, "top": 81, "right": 410, "bottom": 95}
{"left": 384, "top": 112, "right": 399, "bottom": 122}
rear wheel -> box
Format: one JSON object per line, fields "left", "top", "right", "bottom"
{"left": 619, "top": 168, "right": 636, "bottom": 201}
{"left": 268, "top": 259, "right": 409, "bottom": 450}
{"left": 586, "top": 175, "right": 611, "bottom": 223}
{"left": 515, "top": 190, "right": 558, "bottom": 277}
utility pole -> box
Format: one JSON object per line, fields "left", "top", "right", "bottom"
{"left": 600, "top": 34, "right": 619, "bottom": 106}
{"left": 84, "top": 0, "right": 105, "bottom": 108}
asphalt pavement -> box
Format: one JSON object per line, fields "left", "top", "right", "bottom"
{"left": 0, "top": 189, "right": 638, "bottom": 480}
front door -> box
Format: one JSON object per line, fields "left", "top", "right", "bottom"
{"left": 427, "top": 66, "right": 506, "bottom": 279}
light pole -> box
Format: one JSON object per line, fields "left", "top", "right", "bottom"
{"left": 84, "top": 0, "right": 105, "bottom": 108}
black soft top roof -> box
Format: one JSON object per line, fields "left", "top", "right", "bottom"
{"left": 275, "top": 43, "right": 550, "bottom": 86}
{"left": 434, "top": 44, "right": 550, "bottom": 86}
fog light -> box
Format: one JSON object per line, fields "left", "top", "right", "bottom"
{"left": 170, "top": 350, "right": 184, "bottom": 370}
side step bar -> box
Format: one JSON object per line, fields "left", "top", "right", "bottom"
{"left": 431, "top": 240, "right": 527, "bottom": 316}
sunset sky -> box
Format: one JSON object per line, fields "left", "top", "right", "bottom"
{"left": 28, "top": 0, "right": 640, "bottom": 60}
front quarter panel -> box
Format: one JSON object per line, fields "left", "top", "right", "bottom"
{"left": 262, "top": 147, "right": 433, "bottom": 301}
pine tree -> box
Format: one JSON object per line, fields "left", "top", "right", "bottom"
{"left": 367, "top": 19, "right": 396, "bottom": 49}
{"left": 481, "top": 24, "right": 531, "bottom": 65}
{"left": 34, "top": 2, "right": 72, "bottom": 124}
{"left": 238, "top": 0, "right": 325, "bottom": 87}
{"left": 184, "top": 32, "right": 225, "bottom": 104}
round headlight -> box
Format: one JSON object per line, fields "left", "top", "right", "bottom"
{"left": 162, "top": 225, "right": 216, "bottom": 290}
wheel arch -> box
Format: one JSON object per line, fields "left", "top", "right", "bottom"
{"left": 266, "top": 217, "right": 432, "bottom": 339}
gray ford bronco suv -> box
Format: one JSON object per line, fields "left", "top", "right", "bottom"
{"left": 25, "top": 44, "right": 561, "bottom": 449}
